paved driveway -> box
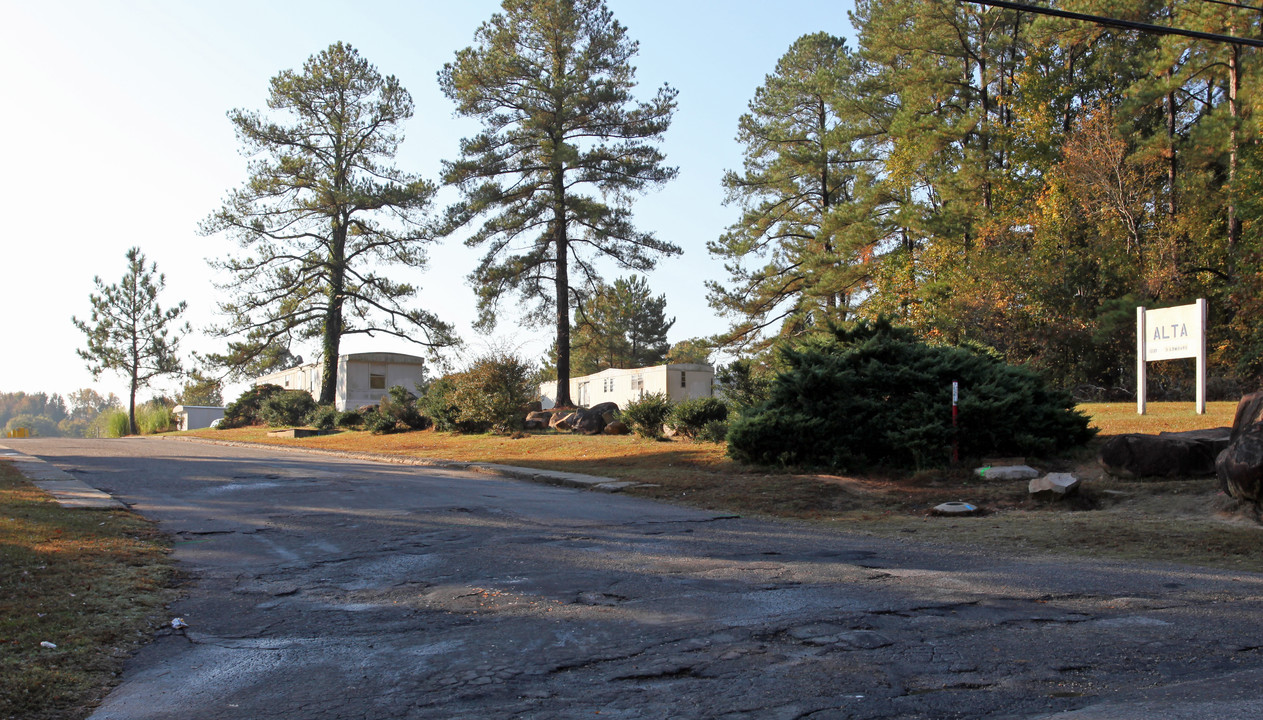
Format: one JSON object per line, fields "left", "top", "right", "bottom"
{"left": 10, "top": 438, "right": 1263, "bottom": 719}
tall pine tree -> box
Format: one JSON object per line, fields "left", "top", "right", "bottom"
{"left": 440, "top": 0, "right": 679, "bottom": 407}
{"left": 202, "top": 43, "right": 454, "bottom": 404}
{"left": 708, "top": 33, "right": 879, "bottom": 353}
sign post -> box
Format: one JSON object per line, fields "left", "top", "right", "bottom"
{"left": 951, "top": 381, "right": 959, "bottom": 465}
{"left": 1136, "top": 299, "right": 1207, "bottom": 415}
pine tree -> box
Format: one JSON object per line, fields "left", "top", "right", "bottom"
{"left": 202, "top": 42, "right": 454, "bottom": 404}
{"left": 440, "top": 0, "right": 679, "bottom": 407}
{"left": 570, "top": 275, "right": 674, "bottom": 374}
{"left": 73, "top": 247, "right": 188, "bottom": 435}
{"left": 708, "top": 32, "right": 877, "bottom": 353}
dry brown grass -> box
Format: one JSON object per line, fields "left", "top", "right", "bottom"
{"left": 1081, "top": 400, "right": 1236, "bottom": 435}
{"left": 181, "top": 401, "right": 1262, "bottom": 572}
{"left": 0, "top": 460, "right": 178, "bottom": 720}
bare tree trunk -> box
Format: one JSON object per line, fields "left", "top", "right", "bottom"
{"left": 319, "top": 219, "right": 346, "bottom": 406}
{"left": 553, "top": 165, "right": 574, "bottom": 408}
{"left": 1228, "top": 42, "right": 1242, "bottom": 269}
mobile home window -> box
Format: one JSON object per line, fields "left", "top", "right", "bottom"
{"left": 369, "top": 363, "right": 387, "bottom": 390}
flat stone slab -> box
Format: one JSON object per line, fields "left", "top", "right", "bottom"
{"left": 267, "top": 428, "right": 334, "bottom": 438}
{"left": 1030, "top": 473, "right": 1081, "bottom": 500}
{"left": 976, "top": 464, "right": 1040, "bottom": 481}
{"left": 931, "top": 501, "right": 981, "bottom": 516}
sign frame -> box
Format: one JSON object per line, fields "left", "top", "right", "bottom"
{"left": 1136, "top": 299, "right": 1207, "bottom": 415}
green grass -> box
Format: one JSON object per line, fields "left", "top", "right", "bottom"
{"left": 0, "top": 461, "right": 178, "bottom": 720}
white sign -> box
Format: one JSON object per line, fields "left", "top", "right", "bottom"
{"left": 1136, "top": 299, "right": 1207, "bottom": 415}
{"left": 1144, "top": 304, "right": 1201, "bottom": 361}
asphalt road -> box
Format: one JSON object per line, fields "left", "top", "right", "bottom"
{"left": 10, "top": 438, "right": 1263, "bottom": 719}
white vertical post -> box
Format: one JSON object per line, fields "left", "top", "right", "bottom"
{"left": 1196, "top": 298, "right": 1207, "bottom": 415}
{"left": 1137, "top": 306, "right": 1147, "bottom": 415}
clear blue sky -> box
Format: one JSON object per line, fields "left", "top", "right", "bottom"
{"left": 0, "top": 0, "right": 858, "bottom": 403}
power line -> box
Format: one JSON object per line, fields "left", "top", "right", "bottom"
{"left": 962, "top": 0, "right": 1263, "bottom": 47}
{"left": 1199, "top": 0, "right": 1263, "bottom": 12}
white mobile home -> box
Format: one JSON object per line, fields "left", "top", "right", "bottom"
{"left": 539, "top": 363, "right": 714, "bottom": 410}
{"left": 253, "top": 352, "right": 426, "bottom": 411}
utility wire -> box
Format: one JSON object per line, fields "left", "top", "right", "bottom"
{"left": 962, "top": 0, "right": 1263, "bottom": 47}
{"left": 1199, "top": 0, "right": 1263, "bottom": 12}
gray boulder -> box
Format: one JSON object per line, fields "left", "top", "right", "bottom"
{"left": 1215, "top": 392, "right": 1263, "bottom": 504}
{"left": 524, "top": 410, "right": 554, "bottom": 430}
{"left": 572, "top": 402, "right": 619, "bottom": 436}
{"left": 1228, "top": 391, "right": 1263, "bottom": 443}
{"left": 550, "top": 411, "right": 577, "bottom": 431}
{"left": 1099, "top": 428, "right": 1230, "bottom": 478}
{"left": 1216, "top": 425, "right": 1263, "bottom": 504}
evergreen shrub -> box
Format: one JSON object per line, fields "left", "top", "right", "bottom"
{"left": 727, "top": 319, "right": 1097, "bottom": 470}
{"left": 715, "top": 359, "right": 772, "bottom": 414}
{"left": 419, "top": 377, "right": 464, "bottom": 432}
{"left": 667, "top": 397, "right": 729, "bottom": 439}
{"left": 431, "top": 352, "right": 535, "bottom": 434}
{"left": 220, "top": 384, "right": 283, "bottom": 429}
{"left": 695, "top": 419, "right": 730, "bottom": 444}
{"left": 622, "top": 392, "right": 673, "bottom": 439}
{"left": 308, "top": 404, "right": 339, "bottom": 430}
{"left": 379, "top": 385, "right": 430, "bottom": 431}
{"left": 363, "top": 407, "right": 402, "bottom": 435}
{"left": 259, "top": 389, "right": 318, "bottom": 427}
{"left": 5, "top": 414, "right": 62, "bottom": 438}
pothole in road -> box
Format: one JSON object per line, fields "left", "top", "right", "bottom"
{"left": 574, "top": 591, "right": 627, "bottom": 606}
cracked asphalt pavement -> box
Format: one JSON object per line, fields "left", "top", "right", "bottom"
{"left": 10, "top": 438, "right": 1263, "bottom": 719}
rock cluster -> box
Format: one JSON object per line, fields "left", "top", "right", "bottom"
{"left": 523, "top": 402, "right": 627, "bottom": 436}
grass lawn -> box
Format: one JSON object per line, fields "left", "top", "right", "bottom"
{"left": 0, "top": 460, "right": 178, "bottom": 720}
{"left": 181, "top": 401, "right": 1262, "bottom": 571}
{"left": 1081, "top": 400, "right": 1237, "bottom": 435}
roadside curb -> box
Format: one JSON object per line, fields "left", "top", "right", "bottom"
{"left": 0, "top": 444, "right": 127, "bottom": 509}
{"left": 160, "top": 435, "right": 639, "bottom": 492}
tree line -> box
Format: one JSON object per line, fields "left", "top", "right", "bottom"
{"left": 709, "top": 0, "right": 1263, "bottom": 396}
{"left": 1, "top": 389, "right": 116, "bottom": 438}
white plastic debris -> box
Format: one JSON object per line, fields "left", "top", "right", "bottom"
{"left": 40, "top": 641, "right": 57, "bottom": 649}
{"left": 171, "top": 617, "right": 188, "bottom": 630}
